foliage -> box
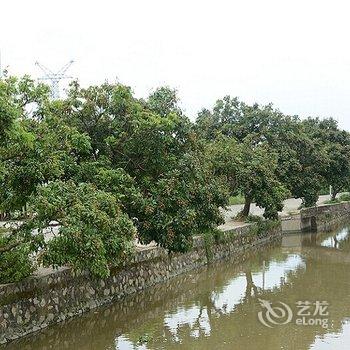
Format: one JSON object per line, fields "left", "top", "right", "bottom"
{"left": 339, "top": 193, "right": 350, "bottom": 202}
{"left": 0, "top": 76, "right": 50, "bottom": 215}
{"left": 206, "top": 135, "right": 288, "bottom": 219}
{"left": 137, "top": 152, "right": 229, "bottom": 252}
{"left": 202, "top": 229, "right": 215, "bottom": 262}
{"left": 323, "top": 198, "right": 341, "bottom": 205}
{"left": 229, "top": 194, "right": 245, "bottom": 205}
{"left": 1, "top": 80, "right": 229, "bottom": 282}
{"left": 0, "top": 114, "right": 92, "bottom": 212}
{"left": 244, "top": 214, "right": 263, "bottom": 223}
{"left": 235, "top": 140, "right": 289, "bottom": 219}
{"left": 0, "top": 76, "right": 49, "bottom": 141}
{"left": 0, "top": 227, "right": 8, "bottom": 234}
{"left": 147, "top": 86, "right": 182, "bottom": 117}
{"left": 279, "top": 127, "right": 327, "bottom": 208}
{"left": 36, "top": 181, "right": 136, "bottom": 278}
{"left": 0, "top": 180, "right": 137, "bottom": 282}
{"left": 245, "top": 216, "right": 281, "bottom": 236}
{"left": 61, "top": 83, "right": 227, "bottom": 252}
{"left": 0, "top": 236, "right": 34, "bottom": 283}
{"left": 303, "top": 118, "right": 350, "bottom": 200}
{"left": 0, "top": 219, "right": 45, "bottom": 283}
{"left": 2, "top": 75, "right": 350, "bottom": 283}
{"left": 196, "top": 96, "right": 331, "bottom": 210}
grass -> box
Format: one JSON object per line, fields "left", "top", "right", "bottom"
{"left": 323, "top": 193, "right": 350, "bottom": 205}
{"left": 229, "top": 194, "right": 245, "bottom": 205}
{"left": 323, "top": 198, "right": 341, "bottom": 205}
{"left": 0, "top": 227, "right": 9, "bottom": 235}
{"left": 339, "top": 193, "right": 350, "bottom": 202}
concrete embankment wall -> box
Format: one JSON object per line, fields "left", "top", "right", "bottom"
{"left": 0, "top": 223, "right": 281, "bottom": 344}
{"left": 281, "top": 201, "right": 350, "bottom": 233}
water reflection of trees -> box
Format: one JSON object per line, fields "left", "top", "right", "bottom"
{"left": 3, "top": 228, "right": 350, "bottom": 350}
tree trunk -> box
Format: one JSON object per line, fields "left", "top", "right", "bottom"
{"left": 331, "top": 188, "right": 337, "bottom": 201}
{"left": 241, "top": 196, "right": 251, "bottom": 218}
{"left": 245, "top": 270, "right": 259, "bottom": 299}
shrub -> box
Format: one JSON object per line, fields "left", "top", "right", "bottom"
{"left": 35, "top": 181, "right": 137, "bottom": 278}
{"left": 339, "top": 193, "right": 350, "bottom": 202}
{"left": 0, "top": 237, "right": 34, "bottom": 283}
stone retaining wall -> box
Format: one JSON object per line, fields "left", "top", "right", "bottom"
{"left": 281, "top": 202, "right": 350, "bottom": 233}
{"left": 0, "top": 223, "right": 281, "bottom": 344}
{"left": 301, "top": 202, "right": 350, "bottom": 232}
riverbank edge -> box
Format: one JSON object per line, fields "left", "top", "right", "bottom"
{"left": 0, "top": 221, "right": 282, "bottom": 344}
{"left": 1, "top": 200, "right": 350, "bottom": 344}
{"left": 281, "top": 201, "right": 350, "bottom": 233}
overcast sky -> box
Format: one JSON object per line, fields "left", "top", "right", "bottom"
{"left": 1, "top": 0, "right": 350, "bottom": 129}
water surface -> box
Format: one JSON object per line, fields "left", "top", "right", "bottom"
{"left": 3, "top": 225, "right": 350, "bottom": 350}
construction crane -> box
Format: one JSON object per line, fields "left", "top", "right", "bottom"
{"left": 35, "top": 60, "right": 74, "bottom": 99}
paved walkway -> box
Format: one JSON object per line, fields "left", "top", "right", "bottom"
{"left": 222, "top": 194, "right": 331, "bottom": 222}
{"left": 219, "top": 194, "right": 333, "bottom": 232}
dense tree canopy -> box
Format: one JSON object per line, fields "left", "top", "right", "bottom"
{"left": 0, "top": 79, "right": 228, "bottom": 282}
{"left": 196, "top": 96, "right": 342, "bottom": 209}
{"left": 1, "top": 76, "right": 350, "bottom": 283}
{"left": 207, "top": 136, "right": 288, "bottom": 219}
{"left": 302, "top": 117, "right": 350, "bottom": 200}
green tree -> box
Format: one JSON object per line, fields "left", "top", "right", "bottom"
{"left": 207, "top": 136, "right": 288, "bottom": 219}
{"left": 61, "top": 82, "right": 226, "bottom": 252}
{"left": 303, "top": 117, "right": 350, "bottom": 200}
{"left": 0, "top": 180, "right": 136, "bottom": 282}
{"left": 271, "top": 118, "right": 328, "bottom": 207}
{"left": 138, "top": 152, "right": 228, "bottom": 251}
{"left": 37, "top": 181, "right": 136, "bottom": 278}
{"left": 0, "top": 113, "right": 92, "bottom": 213}
{"left": 0, "top": 76, "right": 51, "bottom": 214}
{"left": 196, "top": 96, "right": 329, "bottom": 208}
{"left": 147, "top": 86, "right": 182, "bottom": 117}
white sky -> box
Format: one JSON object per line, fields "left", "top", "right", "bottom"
{"left": 1, "top": 0, "right": 350, "bottom": 129}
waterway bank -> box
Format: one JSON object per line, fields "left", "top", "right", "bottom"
{"left": 3, "top": 223, "right": 350, "bottom": 350}
{"left": 0, "top": 222, "right": 281, "bottom": 344}
{"left": 1, "top": 201, "right": 350, "bottom": 345}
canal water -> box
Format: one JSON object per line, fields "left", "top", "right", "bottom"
{"left": 3, "top": 224, "right": 350, "bottom": 350}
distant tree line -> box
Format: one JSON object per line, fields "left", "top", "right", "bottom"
{"left": 1, "top": 76, "right": 349, "bottom": 283}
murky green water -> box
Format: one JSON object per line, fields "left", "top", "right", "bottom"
{"left": 4, "top": 225, "right": 350, "bottom": 350}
